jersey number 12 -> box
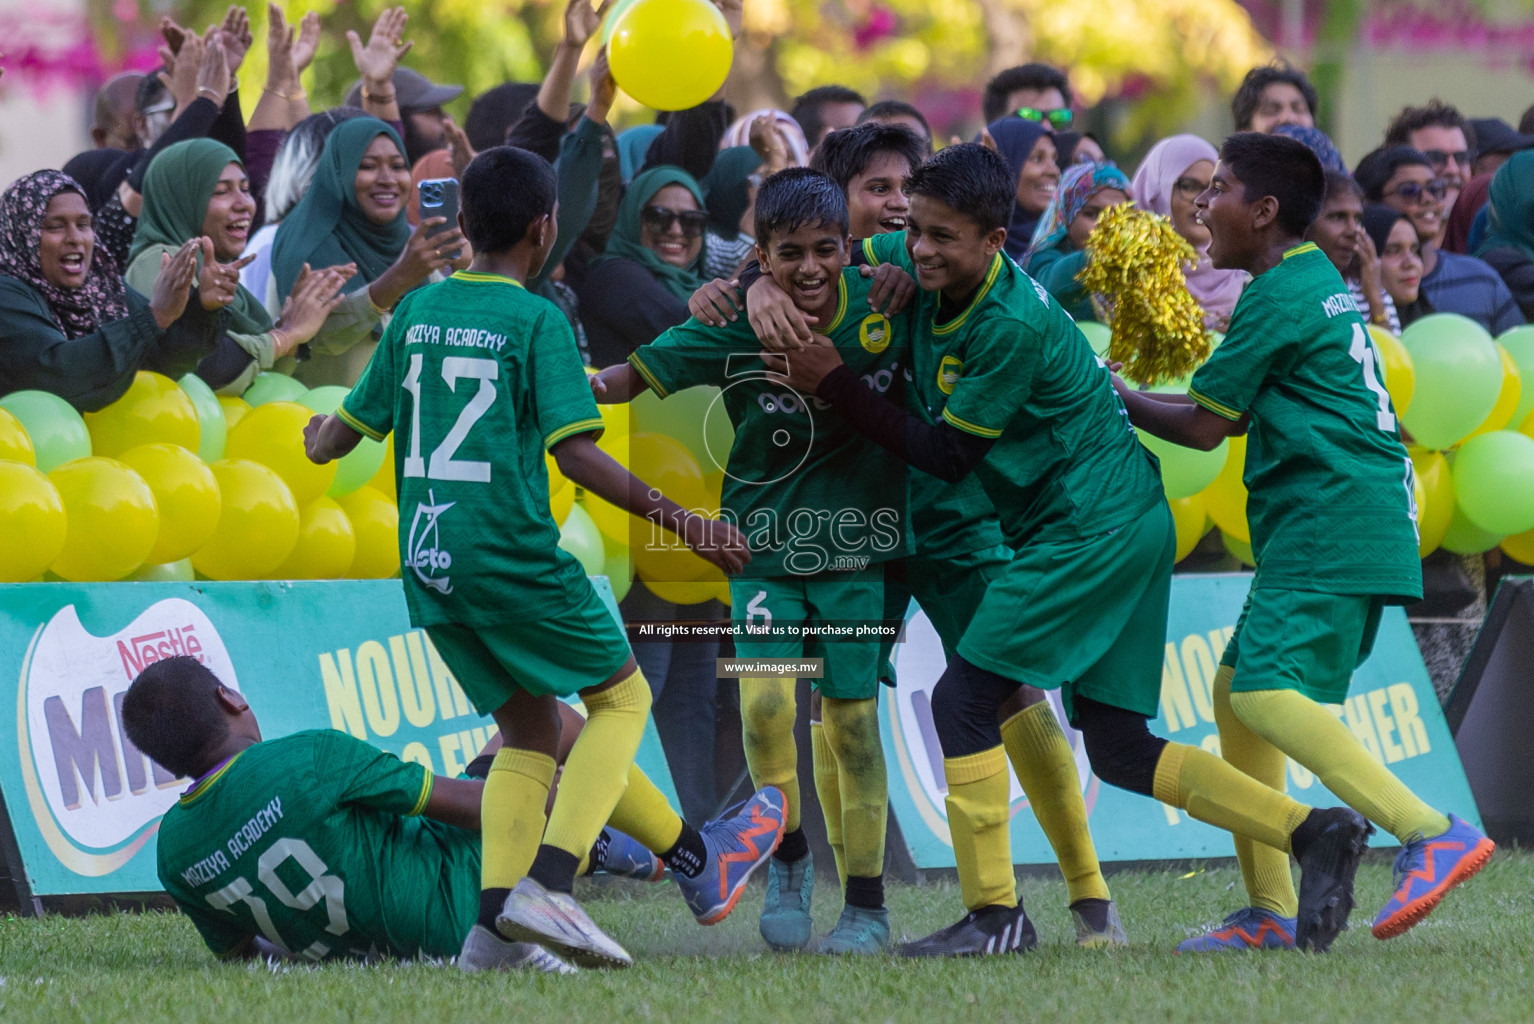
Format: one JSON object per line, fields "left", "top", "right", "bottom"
{"left": 401, "top": 354, "right": 498, "bottom": 482}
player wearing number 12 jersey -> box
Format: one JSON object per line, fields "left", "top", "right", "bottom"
{"left": 1117, "top": 132, "right": 1492, "bottom": 952}
{"left": 304, "top": 148, "right": 777, "bottom": 972}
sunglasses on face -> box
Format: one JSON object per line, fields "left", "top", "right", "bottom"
{"left": 1422, "top": 149, "right": 1469, "bottom": 170}
{"left": 1385, "top": 179, "right": 1448, "bottom": 204}
{"left": 1016, "top": 107, "right": 1073, "bottom": 128}
{"left": 641, "top": 205, "right": 707, "bottom": 238}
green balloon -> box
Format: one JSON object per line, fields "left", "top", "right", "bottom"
{"left": 244, "top": 371, "right": 308, "bottom": 406}
{"left": 298, "top": 385, "right": 386, "bottom": 496}
{"left": 1442, "top": 504, "right": 1504, "bottom": 555}
{"left": 0, "top": 390, "right": 90, "bottom": 471}
{"left": 1221, "top": 530, "right": 1254, "bottom": 567}
{"left": 130, "top": 559, "right": 196, "bottom": 582}
{"left": 602, "top": 547, "right": 633, "bottom": 603}
{"left": 1076, "top": 320, "right": 1111, "bottom": 358}
{"left": 177, "top": 373, "right": 226, "bottom": 462}
{"left": 1496, "top": 324, "right": 1534, "bottom": 429}
{"left": 1452, "top": 429, "right": 1534, "bottom": 536}
{"left": 632, "top": 384, "right": 730, "bottom": 472}
{"left": 1137, "top": 429, "right": 1227, "bottom": 500}
{"left": 558, "top": 501, "right": 606, "bottom": 576}
{"left": 1400, "top": 314, "right": 1501, "bottom": 450}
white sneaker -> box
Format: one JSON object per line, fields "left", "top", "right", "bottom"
{"left": 496, "top": 878, "right": 633, "bottom": 969}
{"left": 457, "top": 924, "right": 576, "bottom": 975}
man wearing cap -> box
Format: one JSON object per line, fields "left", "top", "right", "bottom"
{"left": 1469, "top": 118, "right": 1534, "bottom": 179}
{"left": 345, "top": 67, "right": 464, "bottom": 164}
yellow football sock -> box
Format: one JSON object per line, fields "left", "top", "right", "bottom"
{"left": 481, "top": 747, "right": 556, "bottom": 890}
{"left": 1229, "top": 687, "right": 1451, "bottom": 843}
{"left": 543, "top": 669, "right": 650, "bottom": 858}
{"left": 810, "top": 720, "right": 846, "bottom": 885}
{"left": 606, "top": 763, "right": 685, "bottom": 856}
{"left": 823, "top": 696, "right": 887, "bottom": 883}
{"left": 944, "top": 747, "right": 1017, "bottom": 911}
{"left": 1000, "top": 701, "right": 1110, "bottom": 904}
{"left": 741, "top": 676, "right": 801, "bottom": 832}
{"left": 1153, "top": 743, "right": 1311, "bottom": 851}
{"left": 1212, "top": 666, "right": 1297, "bottom": 917}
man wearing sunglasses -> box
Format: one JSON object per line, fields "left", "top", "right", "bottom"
{"left": 1384, "top": 100, "right": 1474, "bottom": 220}
{"left": 1356, "top": 145, "right": 1523, "bottom": 335}
{"left": 980, "top": 63, "right": 1073, "bottom": 130}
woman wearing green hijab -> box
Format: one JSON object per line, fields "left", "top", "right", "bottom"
{"left": 270, "top": 117, "right": 470, "bottom": 386}
{"left": 1476, "top": 150, "right": 1534, "bottom": 320}
{"left": 579, "top": 165, "right": 709, "bottom": 366}
{"left": 127, "top": 139, "right": 350, "bottom": 395}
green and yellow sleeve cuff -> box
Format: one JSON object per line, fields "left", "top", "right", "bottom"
{"left": 544, "top": 417, "right": 605, "bottom": 451}
{"left": 1187, "top": 387, "right": 1243, "bottom": 422}
{"left": 627, "top": 352, "right": 671, "bottom": 398}
{"left": 407, "top": 769, "right": 433, "bottom": 817}
{"left": 941, "top": 407, "right": 1004, "bottom": 439}
{"left": 336, "top": 404, "right": 387, "bottom": 442}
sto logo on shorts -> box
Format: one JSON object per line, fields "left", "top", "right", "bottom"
{"left": 17, "top": 600, "right": 239, "bottom": 876}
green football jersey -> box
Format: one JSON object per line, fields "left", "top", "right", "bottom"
{"left": 340, "top": 271, "right": 604, "bottom": 628}
{"left": 1188, "top": 243, "right": 1422, "bottom": 599}
{"left": 866, "top": 232, "right": 1162, "bottom": 546}
{"left": 862, "top": 233, "right": 1006, "bottom": 556}
{"left": 156, "top": 731, "right": 478, "bottom": 960}
{"left": 629, "top": 268, "right": 911, "bottom": 577}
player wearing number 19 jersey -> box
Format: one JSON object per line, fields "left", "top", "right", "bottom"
{"left": 1119, "top": 133, "right": 1491, "bottom": 952}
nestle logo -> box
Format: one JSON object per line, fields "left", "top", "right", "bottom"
{"left": 117, "top": 625, "right": 205, "bottom": 680}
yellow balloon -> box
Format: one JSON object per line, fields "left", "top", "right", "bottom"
{"left": 118, "top": 443, "right": 222, "bottom": 564}
{"left": 1169, "top": 493, "right": 1207, "bottom": 562}
{"left": 191, "top": 459, "right": 301, "bottom": 580}
{"left": 48, "top": 457, "right": 159, "bottom": 581}
{"left": 547, "top": 450, "right": 570, "bottom": 498}
{"left": 609, "top": 0, "right": 733, "bottom": 111}
{"left": 1463, "top": 343, "right": 1522, "bottom": 440}
{"left": 274, "top": 496, "right": 356, "bottom": 579}
{"left": 1222, "top": 530, "right": 1255, "bottom": 567}
{"left": 1368, "top": 325, "right": 1415, "bottom": 417}
{"left": 643, "top": 578, "right": 718, "bottom": 605}
{"left": 368, "top": 432, "right": 396, "bottom": 501}
{"left": 338, "top": 486, "right": 400, "bottom": 579}
{"left": 1409, "top": 448, "right": 1451, "bottom": 557}
{"left": 83, "top": 371, "right": 200, "bottom": 458}
{"left": 0, "top": 408, "right": 35, "bottom": 465}
{"left": 550, "top": 481, "right": 575, "bottom": 525}
{"left": 225, "top": 401, "right": 337, "bottom": 504}
{"left": 0, "top": 461, "right": 66, "bottom": 581}
{"left": 219, "top": 395, "right": 252, "bottom": 431}
{"left": 702, "top": 470, "right": 725, "bottom": 517}
{"left": 710, "top": 580, "right": 732, "bottom": 605}
{"left": 1502, "top": 527, "right": 1534, "bottom": 565}
{"left": 1202, "top": 434, "right": 1249, "bottom": 543}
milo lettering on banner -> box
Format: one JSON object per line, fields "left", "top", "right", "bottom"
{"left": 0, "top": 580, "right": 677, "bottom": 897}
{"left": 881, "top": 573, "right": 1481, "bottom": 868}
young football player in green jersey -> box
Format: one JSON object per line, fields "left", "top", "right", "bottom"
{"left": 593, "top": 168, "right": 906, "bottom": 954}
{"left": 697, "top": 126, "right": 1124, "bottom": 947}
{"left": 303, "top": 147, "right": 785, "bottom": 972}
{"left": 1116, "top": 132, "right": 1493, "bottom": 952}
{"left": 770, "top": 142, "right": 1379, "bottom": 956}
{"left": 124, "top": 656, "right": 745, "bottom": 968}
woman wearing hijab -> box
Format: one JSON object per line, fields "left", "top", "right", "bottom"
{"left": 1475, "top": 151, "right": 1534, "bottom": 320}
{"left": 1364, "top": 203, "right": 1433, "bottom": 329}
{"left": 1443, "top": 173, "right": 1493, "bottom": 257}
{"left": 700, "top": 146, "right": 764, "bottom": 281}
{"left": 1129, "top": 134, "right": 1248, "bottom": 330}
{"left": 986, "top": 117, "right": 1059, "bottom": 262}
{"left": 126, "top": 140, "right": 349, "bottom": 395}
{"left": 1022, "top": 162, "right": 1132, "bottom": 321}
{"left": 578, "top": 166, "right": 709, "bottom": 367}
{"left": 1273, "top": 124, "right": 1348, "bottom": 175}
{"left": 0, "top": 170, "right": 224, "bottom": 410}
{"left": 270, "top": 117, "right": 469, "bottom": 386}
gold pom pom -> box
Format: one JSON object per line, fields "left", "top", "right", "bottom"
{"left": 1078, "top": 204, "right": 1212, "bottom": 386}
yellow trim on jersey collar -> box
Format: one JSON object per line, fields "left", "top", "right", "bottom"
{"left": 932, "top": 252, "right": 1003, "bottom": 336}
{"left": 1282, "top": 242, "right": 1320, "bottom": 261}
{"left": 452, "top": 270, "right": 526, "bottom": 288}
{"left": 814, "top": 275, "right": 850, "bottom": 335}
{"left": 179, "top": 750, "right": 247, "bottom": 806}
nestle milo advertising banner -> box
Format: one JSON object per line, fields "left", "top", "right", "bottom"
{"left": 0, "top": 579, "right": 677, "bottom": 897}
{"left": 882, "top": 573, "right": 1481, "bottom": 868}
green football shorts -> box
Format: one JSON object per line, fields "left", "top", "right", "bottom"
{"left": 1222, "top": 587, "right": 1386, "bottom": 705}
{"left": 956, "top": 501, "right": 1175, "bottom": 723}
{"left": 730, "top": 566, "right": 888, "bottom": 700}
{"left": 425, "top": 583, "right": 631, "bottom": 711}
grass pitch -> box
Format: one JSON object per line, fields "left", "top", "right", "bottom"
{"left": 3, "top": 851, "right": 1531, "bottom": 1024}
